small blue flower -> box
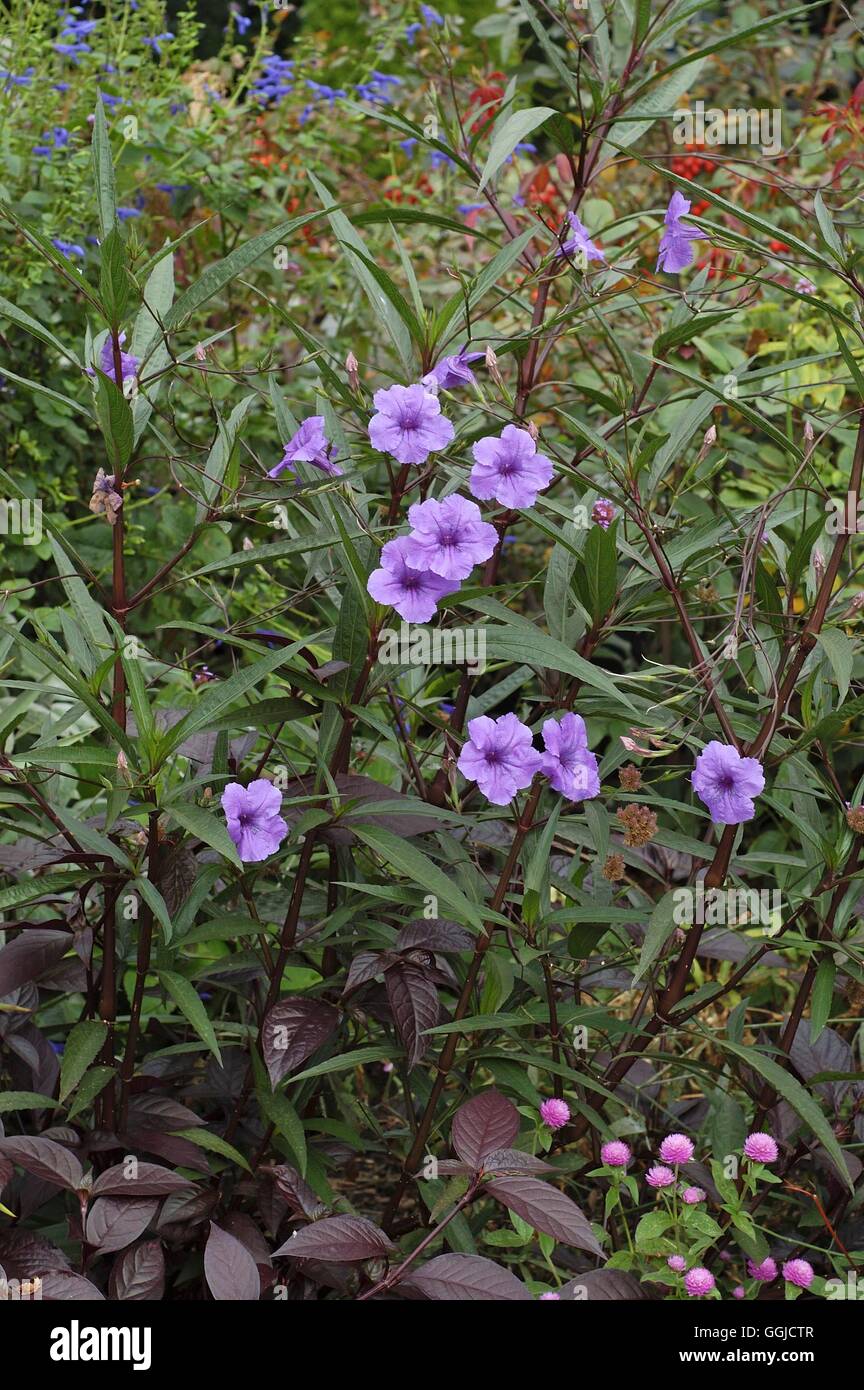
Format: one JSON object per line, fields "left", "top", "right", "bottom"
{"left": 52, "top": 237, "right": 85, "bottom": 259}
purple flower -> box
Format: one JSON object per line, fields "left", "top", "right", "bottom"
{"left": 667, "top": 1255, "right": 687, "bottom": 1273}
{"left": 656, "top": 191, "right": 703, "bottom": 274}
{"left": 89, "top": 332, "right": 139, "bottom": 385}
{"left": 403, "top": 494, "right": 497, "bottom": 581}
{"left": 782, "top": 1259, "right": 814, "bottom": 1289}
{"left": 221, "top": 780, "right": 288, "bottom": 863}
{"left": 368, "top": 383, "right": 454, "bottom": 464}
{"left": 144, "top": 32, "right": 174, "bottom": 56}
{"left": 747, "top": 1257, "right": 777, "bottom": 1282}
{"left": 592, "top": 498, "right": 616, "bottom": 529}
{"left": 646, "top": 1164, "right": 676, "bottom": 1189}
{"left": 743, "top": 1131, "right": 779, "bottom": 1164}
{"left": 600, "top": 1140, "right": 632, "bottom": 1168}
{"left": 422, "top": 348, "right": 484, "bottom": 392}
{"left": 268, "top": 416, "right": 343, "bottom": 479}
{"left": 681, "top": 1186, "right": 706, "bottom": 1205}
{"left": 366, "top": 537, "right": 459, "bottom": 622}
{"left": 540, "top": 713, "right": 600, "bottom": 801}
{"left": 457, "top": 713, "right": 543, "bottom": 806}
{"left": 659, "top": 1132, "right": 694, "bottom": 1165}
{"left": 539, "top": 1098, "right": 570, "bottom": 1130}
{"left": 684, "top": 1267, "right": 715, "bottom": 1297}
{"left": 539, "top": 1292, "right": 561, "bottom": 1300}
{"left": 733, "top": 1285, "right": 745, "bottom": 1299}
{"left": 691, "top": 741, "right": 765, "bottom": 824}
{"left": 52, "top": 237, "right": 85, "bottom": 260}
{"left": 559, "top": 211, "right": 603, "bottom": 263}
{"left": 469, "top": 424, "right": 555, "bottom": 510}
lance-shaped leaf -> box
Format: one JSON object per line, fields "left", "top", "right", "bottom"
{"left": 395, "top": 919, "right": 474, "bottom": 954}
{"left": 451, "top": 1089, "right": 520, "bottom": 1169}
{"left": 59, "top": 1020, "right": 107, "bottom": 1101}
{"left": 273, "top": 1215, "right": 395, "bottom": 1262}
{"left": 204, "top": 1222, "right": 261, "bottom": 1302}
{"left": 399, "top": 1253, "right": 532, "bottom": 1301}
{"left": 558, "top": 1269, "right": 648, "bottom": 1300}
{"left": 385, "top": 962, "right": 439, "bottom": 1068}
{"left": 92, "top": 1161, "right": 197, "bottom": 1199}
{"left": 486, "top": 1176, "right": 603, "bottom": 1255}
{"left": 261, "top": 997, "right": 341, "bottom": 1087}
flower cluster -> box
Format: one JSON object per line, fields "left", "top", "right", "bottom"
{"left": 459, "top": 711, "right": 600, "bottom": 807}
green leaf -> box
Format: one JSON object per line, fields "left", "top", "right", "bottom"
{"left": 0, "top": 294, "right": 80, "bottom": 366}
{"left": 817, "top": 630, "right": 853, "bottom": 704}
{"left": 256, "top": 1086, "right": 307, "bottom": 1175}
{"left": 810, "top": 958, "right": 836, "bottom": 1043}
{"left": 92, "top": 94, "right": 117, "bottom": 239}
{"left": 165, "top": 802, "right": 242, "bottom": 872}
{"left": 481, "top": 625, "right": 636, "bottom": 711}
{"left": 350, "top": 824, "right": 485, "bottom": 931}
{"left": 159, "top": 970, "right": 223, "bottom": 1063}
{"left": 285, "top": 1045, "right": 397, "bottom": 1085}
{"left": 478, "top": 107, "right": 556, "bottom": 190}
{"left": 99, "top": 229, "right": 131, "bottom": 326}
{"left": 634, "top": 891, "right": 678, "bottom": 984}
{"left": 158, "top": 640, "right": 307, "bottom": 759}
{"left": 0, "top": 872, "right": 92, "bottom": 912}
{"left": 66, "top": 1066, "right": 115, "bottom": 1120}
{"left": 94, "top": 370, "right": 134, "bottom": 472}
{"left": 171, "top": 1126, "right": 250, "bottom": 1172}
{"left": 0, "top": 1090, "right": 61, "bottom": 1113}
{"left": 131, "top": 875, "right": 174, "bottom": 944}
{"left": 721, "top": 1038, "right": 853, "bottom": 1190}
{"left": 60, "top": 1021, "right": 107, "bottom": 1101}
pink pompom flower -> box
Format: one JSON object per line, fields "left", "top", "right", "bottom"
{"left": 646, "top": 1164, "right": 675, "bottom": 1189}
{"left": 667, "top": 1255, "right": 687, "bottom": 1273}
{"left": 539, "top": 1292, "right": 561, "bottom": 1300}
{"left": 684, "top": 1267, "right": 715, "bottom": 1297}
{"left": 743, "top": 1131, "right": 779, "bottom": 1164}
{"left": 681, "top": 1186, "right": 706, "bottom": 1205}
{"left": 659, "top": 1133, "right": 694, "bottom": 1165}
{"left": 600, "top": 1140, "right": 632, "bottom": 1168}
{"left": 747, "top": 1257, "right": 777, "bottom": 1283}
{"left": 733, "top": 1286, "right": 745, "bottom": 1300}
{"left": 539, "top": 1098, "right": 571, "bottom": 1131}
{"left": 782, "top": 1259, "right": 814, "bottom": 1289}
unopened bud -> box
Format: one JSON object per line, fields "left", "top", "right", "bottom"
{"left": 485, "top": 346, "right": 503, "bottom": 387}
{"left": 804, "top": 419, "right": 814, "bottom": 445}
{"left": 526, "top": 419, "right": 539, "bottom": 442}
{"left": 242, "top": 536, "right": 254, "bottom": 551}
{"left": 116, "top": 749, "right": 131, "bottom": 784}
{"left": 194, "top": 343, "right": 207, "bottom": 362}
{"left": 346, "top": 350, "right": 359, "bottom": 392}
{"left": 813, "top": 551, "right": 825, "bottom": 587}
{"left": 722, "top": 632, "right": 739, "bottom": 660}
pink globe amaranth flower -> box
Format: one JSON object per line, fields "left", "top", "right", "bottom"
{"left": 366, "top": 536, "right": 459, "bottom": 622}
{"left": 646, "top": 1164, "right": 676, "bottom": 1190}
{"left": 403, "top": 494, "right": 497, "bottom": 582}
{"left": 656, "top": 191, "right": 703, "bottom": 274}
{"left": 743, "top": 1131, "right": 779, "bottom": 1164}
{"left": 591, "top": 497, "right": 616, "bottom": 530}
{"left": 681, "top": 1186, "right": 706, "bottom": 1205}
{"left": 539, "top": 1098, "right": 570, "bottom": 1131}
{"left": 692, "top": 741, "right": 765, "bottom": 824}
{"left": 221, "top": 780, "right": 289, "bottom": 863}
{"left": 540, "top": 713, "right": 601, "bottom": 802}
{"left": 469, "top": 424, "right": 555, "bottom": 510}
{"left": 667, "top": 1255, "right": 687, "bottom": 1273}
{"left": 601, "top": 1140, "right": 632, "bottom": 1168}
{"left": 368, "top": 382, "right": 455, "bottom": 464}
{"left": 684, "top": 1267, "right": 715, "bottom": 1298}
{"left": 539, "top": 1292, "right": 561, "bottom": 1300}
{"left": 733, "top": 1285, "right": 745, "bottom": 1300}
{"left": 659, "top": 1132, "right": 695, "bottom": 1165}
{"left": 457, "top": 713, "right": 542, "bottom": 806}
{"left": 268, "top": 415, "right": 343, "bottom": 479}
{"left": 747, "top": 1257, "right": 777, "bottom": 1283}
{"left": 782, "top": 1259, "right": 814, "bottom": 1289}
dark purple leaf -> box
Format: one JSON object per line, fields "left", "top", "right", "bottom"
{"left": 204, "top": 1221, "right": 261, "bottom": 1301}
{"left": 0, "top": 1135, "right": 83, "bottom": 1191}
{"left": 261, "top": 997, "right": 340, "bottom": 1087}
{"left": 85, "top": 1197, "right": 158, "bottom": 1254}
{"left": 343, "top": 952, "right": 384, "bottom": 994}
{"left": 399, "top": 1253, "right": 532, "bottom": 1301}
{"left": 0, "top": 930, "right": 69, "bottom": 994}
{"left": 92, "top": 1161, "right": 197, "bottom": 1199}
{"left": 109, "top": 1240, "right": 166, "bottom": 1301}
{"left": 451, "top": 1089, "right": 519, "bottom": 1168}
{"left": 385, "top": 963, "right": 439, "bottom": 1068}
{"left": 486, "top": 1177, "right": 603, "bottom": 1255}
{"left": 273, "top": 1215, "right": 395, "bottom": 1262}
{"left": 264, "top": 1163, "right": 323, "bottom": 1218}
{"left": 480, "top": 1149, "right": 556, "bottom": 1175}
{"left": 396, "top": 919, "right": 474, "bottom": 954}
{"left": 0, "top": 1228, "right": 71, "bottom": 1277}
{"left": 39, "top": 1271, "right": 105, "bottom": 1300}
{"left": 559, "top": 1269, "right": 649, "bottom": 1300}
